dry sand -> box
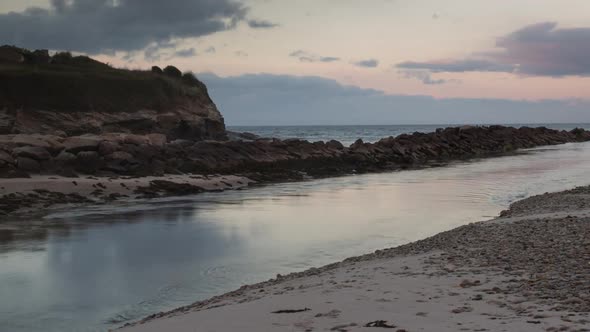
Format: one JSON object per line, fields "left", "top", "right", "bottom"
{"left": 119, "top": 187, "right": 590, "bottom": 332}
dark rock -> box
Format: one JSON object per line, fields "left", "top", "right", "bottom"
{"left": 0, "top": 168, "right": 30, "bottom": 178}
{"left": 135, "top": 180, "right": 205, "bottom": 197}
{"left": 54, "top": 151, "right": 76, "bottom": 165}
{"left": 123, "top": 134, "right": 149, "bottom": 146}
{"left": 227, "top": 131, "right": 261, "bottom": 141}
{"left": 326, "top": 140, "right": 344, "bottom": 150}
{"left": 13, "top": 146, "right": 51, "bottom": 160}
{"left": 63, "top": 136, "right": 102, "bottom": 153}
{"left": 168, "top": 139, "right": 194, "bottom": 147}
{"left": 151, "top": 66, "right": 163, "bottom": 74}
{"left": 0, "top": 109, "right": 14, "bottom": 134}
{"left": 98, "top": 141, "right": 120, "bottom": 156}
{"left": 74, "top": 151, "right": 101, "bottom": 173}
{"left": 16, "top": 157, "right": 40, "bottom": 172}
{"left": 147, "top": 133, "right": 167, "bottom": 147}
{"left": 0, "top": 150, "right": 14, "bottom": 165}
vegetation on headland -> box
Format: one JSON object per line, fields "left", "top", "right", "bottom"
{"left": 0, "top": 45, "right": 209, "bottom": 113}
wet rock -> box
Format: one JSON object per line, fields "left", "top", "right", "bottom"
{"left": 135, "top": 180, "right": 205, "bottom": 197}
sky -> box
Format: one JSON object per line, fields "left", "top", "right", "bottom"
{"left": 1, "top": 0, "right": 590, "bottom": 125}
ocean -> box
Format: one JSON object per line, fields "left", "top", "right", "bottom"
{"left": 228, "top": 123, "right": 590, "bottom": 146}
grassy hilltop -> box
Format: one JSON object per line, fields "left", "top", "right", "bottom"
{"left": 0, "top": 48, "right": 211, "bottom": 112}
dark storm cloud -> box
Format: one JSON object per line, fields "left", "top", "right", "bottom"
{"left": 247, "top": 19, "right": 279, "bottom": 29}
{"left": 396, "top": 22, "right": 590, "bottom": 77}
{"left": 353, "top": 59, "right": 379, "bottom": 68}
{"left": 198, "top": 73, "right": 590, "bottom": 126}
{"left": 0, "top": 0, "right": 248, "bottom": 53}
{"left": 289, "top": 50, "right": 340, "bottom": 63}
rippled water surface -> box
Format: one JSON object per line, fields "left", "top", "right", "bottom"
{"left": 2, "top": 141, "right": 590, "bottom": 331}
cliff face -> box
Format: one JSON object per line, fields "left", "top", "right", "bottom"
{"left": 0, "top": 46, "right": 227, "bottom": 141}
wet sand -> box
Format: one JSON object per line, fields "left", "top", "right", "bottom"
{"left": 120, "top": 186, "right": 590, "bottom": 332}
{"left": 0, "top": 174, "right": 255, "bottom": 216}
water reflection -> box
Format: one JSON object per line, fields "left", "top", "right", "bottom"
{"left": 1, "top": 142, "right": 590, "bottom": 331}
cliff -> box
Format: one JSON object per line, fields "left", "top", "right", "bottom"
{"left": 0, "top": 46, "right": 226, "bottom": 140}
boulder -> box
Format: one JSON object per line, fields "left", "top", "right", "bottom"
{"left": 12, "top": 135, "right": 51, "bottom": 149}
{"left": 16, "top": 157, "right": 40, "bottom": 172}
{"left": 63, "top": 136, "right": 102, "bottom": 153}
{"left": 123, "top": 134, "right": 149, "bottom": 146}
{"left": 106, "top": 151, "right": 134, "bottom": 162}
{"left": 104, "top": 151, "right": 138, "bottom": 173}
{"left": 0, "top": 150, "right": 14, "bottom": 165}
{"left": 54, "top": 151, "right": 77, "bottom": 165}
{"left": 326, "top": 140, "right": 344, "bottom": 150}
{"left": 98, "top": 141, "right": 120, "bottom": 156}
{"left": 147, "top": 133, "right": 167, "bottom": 147}
{"left": 12, "top": 134, "right": 64, "bottom": 153}
{"left": 13, "top": 146, "right": 51, "bottom": 160}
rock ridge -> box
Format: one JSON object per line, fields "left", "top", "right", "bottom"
{"left": 0, "top": 126, "right": 588, "bottom": 180}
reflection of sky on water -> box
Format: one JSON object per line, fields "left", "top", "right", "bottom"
{"left": 1, "top": 142, "right": 590, "bottom": 331}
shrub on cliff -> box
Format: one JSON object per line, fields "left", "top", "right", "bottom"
{"left": 181, "top": 72, "right": 199, "bottom": 86}
{"left": 51, "top": 52, "right": 110, "bottom": 70}
{"left": 163, "top": 65, "right": 182, "bottom": 78}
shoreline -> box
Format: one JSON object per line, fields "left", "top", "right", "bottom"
{"left": 0, "top": 174, "right": 255, "bottom": 218}
{"left": 119, "top": 186, "right": 590, "bottom": 332}
{"left": 2, "top": 125, "right": 590, "bottom": 217}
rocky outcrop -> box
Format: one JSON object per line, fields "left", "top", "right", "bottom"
{"left": 0, "top": 46, "right": 227, "bottom": 141}
{"left": 0, "top": 126, "right": 588, "bottom": 179}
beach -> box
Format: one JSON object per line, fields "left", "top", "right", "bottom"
{"left": 120, "top": 186, "right": 590, "bottom": 332}
{"left": 0, "top": 174, "right": 254, "bottom": 216}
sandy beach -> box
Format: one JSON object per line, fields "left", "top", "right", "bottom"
{"left": 120, "top": 186, "right": 590, "bottom": 332}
